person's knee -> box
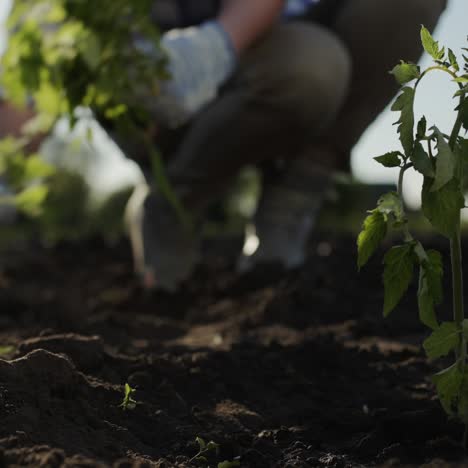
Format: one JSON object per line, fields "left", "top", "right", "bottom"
{"left": 244, "top": 23, "right": 352, "bottom": 131}
{"left": 287, "top": 24, "right": 352, "bottom": 129}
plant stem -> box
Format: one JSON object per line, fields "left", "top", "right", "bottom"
{"left": 449, "top": 104, "right": 464, "bottom": 151}
{"left": 448, "top": 90, "right": 466, "bottom": 361}
{"left": 451, "top": 229, "right": 465, "bottom": 358}
{"left": 398, "top": 163, "right": 414, "bottom": 243}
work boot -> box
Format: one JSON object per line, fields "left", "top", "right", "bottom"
{"left": 239, "top": 157, "right": 332, "bottom": 271}
{"left": 125, "top": 182, "right": 200, "bottom": 291}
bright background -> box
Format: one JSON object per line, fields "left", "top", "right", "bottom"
{"left": 1, "top": 0, "right": 467, "bottom": 204}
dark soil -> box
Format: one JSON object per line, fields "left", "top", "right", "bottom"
{"left": 1, "top": 232, "right": 467, "bottom": 467}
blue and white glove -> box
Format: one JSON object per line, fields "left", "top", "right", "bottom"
{"left": 136, "top": 21, "right": 236, "bottom": 128}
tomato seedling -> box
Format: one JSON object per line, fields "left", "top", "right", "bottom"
{"left": 119, "top": 382, "right": 137, "bottom": 411}
{"left": 358, "top": 27, "right": 468, "bottom": 439}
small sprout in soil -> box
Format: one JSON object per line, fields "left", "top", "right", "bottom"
{"left": 189, "top": 437, "right": 240, "bottom": 467}
{"left": 0, "top": 346, "right": 14, "bottom": 357}
{"left": 189, "top": 437, "right": 220, "bottom": 464}
{"left": 119, "top": 383, "right": 137, "bottom": 411}
{"left": 357, "top": 27, "right": 468, "bottom": 444}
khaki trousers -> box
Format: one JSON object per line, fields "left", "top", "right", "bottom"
{"left": 148, "top": 0, "right": 448, "bottom": 208}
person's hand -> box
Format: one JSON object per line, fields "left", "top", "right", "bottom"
{"left": 135, "top": 21, "right": 236, "bottom": 128}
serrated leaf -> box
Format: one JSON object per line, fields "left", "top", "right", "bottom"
{"left": 357, "top": 210, "right": 387, "bottom": 269}
{"left": 417, "top": 250, "right": 443, "bottom": 329}
{"left": 374, "top": 151, "right": 402, "bottom": 168}
{"left": 424, "top": 322, "right": 460, "bottom": 359}
{"left": 421, "top": 177, "right": 464, "bottom": 238}
{"left": 383, "top": 243, "right": 415, "bottom": 316}
{"left": 432, "top": 363, "right": 463, "bottom": 416}
{"left": 432, "top": 127, "right": 456, "bottom": 191}
{"left": 448, "top": 48, "right": 460, "bottom": 72}
{"left": 391, "top": 87, "right": 415, "bottom": 157}
{"left": 377, "top": 191, "right": 405, "bottom": 223}
{"left": 411, "top": 141, "right": 434, "bottom": 177}
{"left": 421, "top": 26, "right": 445, "bottom": 61}
{"left": 390, "top": 61, "right": 420, "bottom": 85}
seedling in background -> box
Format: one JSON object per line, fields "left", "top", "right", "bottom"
{"left": 189, "top": 437, "right": 219, "bottom": 464}
{"left": 0, "top": 345, "right": 15, "bottom": 357}
{"left": 358, "top": 27, "right": 468, "bottom": 442}
{"left": 119, "top": 383, "right": 137, "bottom": 411}
{"left": 188, "top": 437, "right": 240, "bottom": 467}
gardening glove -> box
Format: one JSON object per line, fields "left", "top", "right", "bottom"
{"left": 135, "top": 20, "right": 237, "bottom": 128}
{"left": 238, "top": 158, "right": 331, "bottom": 271}
{"left": 125, "top": 183, "right": 200, "bottom": 291}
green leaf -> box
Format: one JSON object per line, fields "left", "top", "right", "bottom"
{"left": 0, "top": 345, "right": 15, "bottom": 357}
{"left": 79, "top": 31, "right": 101, "bottom": 71}
{"left": 196, "top": 437, "right": 206, "bottom": 450}
{"left": 33, "top": 81, "right": 63, "bottom": 117}
{"left": 411, "top": 141, "right": 434, "bottom": 177}
{"left": 458, "top": 98, "right": 468, "bottom": 132}
{"left": 424, "top": 322, "right": 460, "bottom": 359}
{"left": 206, "top": 441, "right": 220, "bottom": 452}
{"left": 421, "top": 177, "right": 464, "bottom": 238}
{"left": 24, "top": 155, "right": 56, "bottom": 181}
{"left": 418, "top": 273, "right": 438, "bottom": 330}
{"left": 377, "top": 191, "right": 405, "bottom": 224}
{"left": 374, "top": 152, "right": 402, "bottom": 168}
{"left": 14, "top": 184, "right": 49, "bottom": 216}
{"left": 425, "top": 250, "right": 444, "bottom": 305}
{"left": 432, "top": 363, "right": 463, "bottom": 416}
{"left": 383, "top": 243, "right": 415, "bottom": 316}
{"left": 391, "top": 87, "right": 415, "bottom": 157}
{"left": 417, "top": 250, "right": 443, "bottom": 329}
{"left": 357, "top": 210, "right": 387, "bottom": 269}
{"left": 416, "top": 116, "right": 427, "bottom": 140}
{"left": 448, "top": 48, "right": 460, "bottom": 72}
{"left": 420, "top": 26, "right": 445, "bottom": 61}
{"left": 390, "top": 61, "right": 420, "bottom": 85}
{"left": 454, "top": 76, "right": 468, "bottom": 84}
{"left": 431, "top": 127, "right": 456, "bottom": 191}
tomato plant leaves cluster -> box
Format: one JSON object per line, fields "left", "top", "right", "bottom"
{"left": 2, "top": 0, "right": 166, "bottom": 127}
{"left": 358, "top": 27, "right": 468, "bottom": 429}
{"left": 0, "top": 0, "right": 168, "bottom": 217}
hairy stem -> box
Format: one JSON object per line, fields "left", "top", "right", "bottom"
{"left": 448, "top": 91, "right": 466, "bottom": 362}
{"left": 451, "top": 229, "right": 465, "bottom": 359}
{"left": 398, "top": 163, "right": 414, "bottom": 243}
